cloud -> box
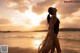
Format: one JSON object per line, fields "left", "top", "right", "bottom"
{"left": 14, "top": 5, "right": 29, "bottom": 12}
{"left": 60, "top": 17, "right": 80, "bottom": 28}
{"left": 5, "top": 0, "right": 57, "bottom": 13}
{"left": 40, "top": 19, "right": 47, "bottom": 25}
{"left": 6, "top": 0, "right": 29, "bottom": 12}
{"left": 56, "top": 0, "right": 80, "bottom": 18}
{"left": 7, "top": 0, "right": 80, "bottom": 15}
{"left": 33, "top": 19, "right": 48, "bottom": 30}
{"left": 32, "top": 0, "right": 58, "bottom": 14}
{"left": 2, "top": 0, "right": 80, "bottom": 16}
{"left": 0, "top": 0, "right": 80, "bottom": 30}
{"left": 0, "top": 18, "right": 11, "bottom": 24}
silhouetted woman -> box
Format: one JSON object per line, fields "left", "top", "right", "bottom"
{"left": 38, "top": 7, "right": 61, "bottom": 53}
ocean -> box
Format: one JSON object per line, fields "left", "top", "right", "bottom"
{"left": 0, "top": 31, "right": 80, "bottom": 53}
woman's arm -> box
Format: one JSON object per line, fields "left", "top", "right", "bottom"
{"left": 48, "top": 15, "right": 57, "bottom": 30}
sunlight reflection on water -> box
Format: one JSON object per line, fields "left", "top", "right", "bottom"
{"left": 0, "top": 31, "right": 80, "bottom": 52}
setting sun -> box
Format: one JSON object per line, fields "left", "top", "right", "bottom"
{"left": 18, "top": 6, "right": 45, "bottom": 27}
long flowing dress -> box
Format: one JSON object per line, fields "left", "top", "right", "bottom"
{"left": 38, "top": 15, "right": 57, "bottom": 53}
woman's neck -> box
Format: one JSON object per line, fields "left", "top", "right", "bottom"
{"left": 52, "top": 15, "right": 56, "bottom": 17}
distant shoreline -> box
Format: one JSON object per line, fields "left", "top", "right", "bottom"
{"left": 0, "top": 28, "right": 80, "bottom": 33}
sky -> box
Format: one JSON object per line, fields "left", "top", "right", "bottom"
{"left": 0, "top": 0, "right": 80, "bottom": 31}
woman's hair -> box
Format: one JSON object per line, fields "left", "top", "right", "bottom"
{"left": 47, "top": 14, "right": 51, "bottom": 24}
{"left": 48, "top": 7, "right": 57, "bottom": 14}
{"left": 47, "top": 7, "right": 57, "bottom": 24}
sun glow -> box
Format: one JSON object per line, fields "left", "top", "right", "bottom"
{"left": 20, "top": 7, "right": 43, "bottom": 27}
{"left": 33, "top": 40, "right": 42, "bottom": 48}
{"left": 57, "top": 14, "right": 61, "bottom": 18}
{"left": 10, "top": 6, "right": 61, "bottom": 30}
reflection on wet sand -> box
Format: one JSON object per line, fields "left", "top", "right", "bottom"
{"left": 33, "top": 39, "right": 42, "bottom": 48}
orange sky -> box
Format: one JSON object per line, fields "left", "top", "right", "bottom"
{"left": 0, "top": 0, "right": 80, "bottom": 31}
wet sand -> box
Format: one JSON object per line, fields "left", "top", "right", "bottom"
{"left": 8, "top": 47, "right": 79, "bottom": 53}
